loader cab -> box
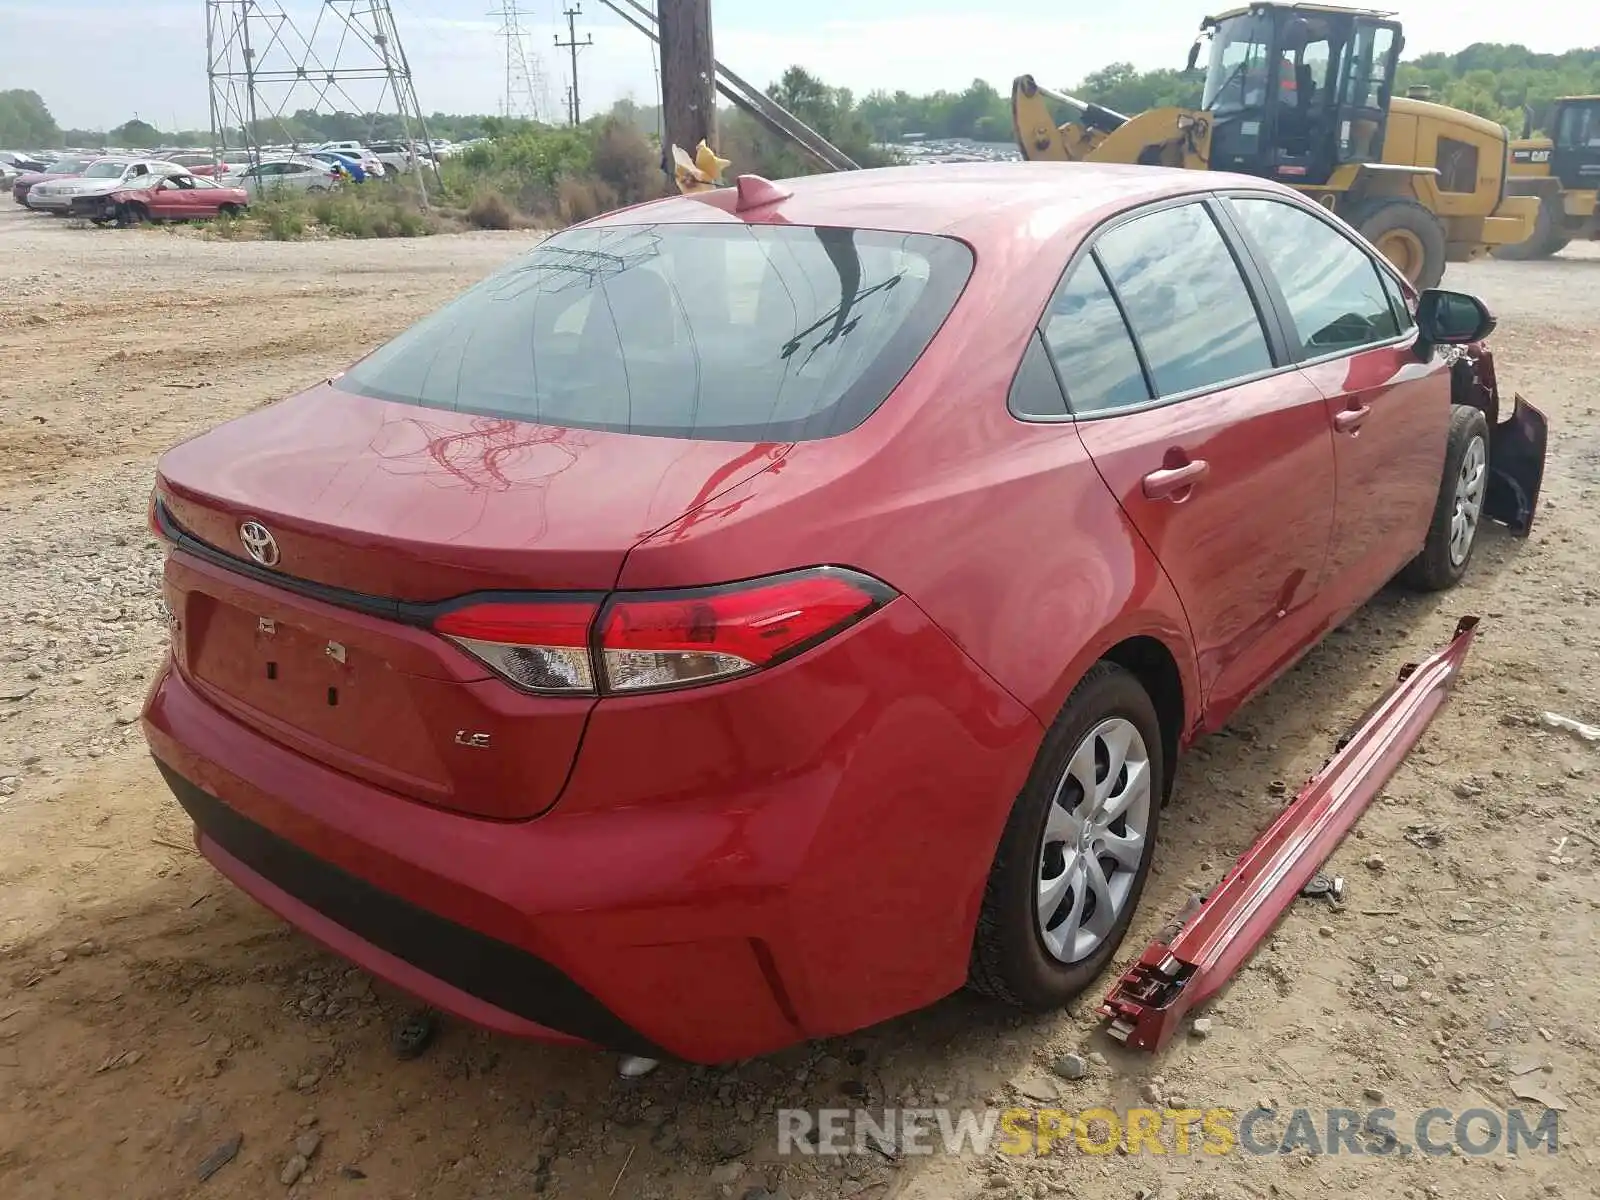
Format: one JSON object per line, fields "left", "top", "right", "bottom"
{"left": 1551, "top": 98, "right": 1600, "bottom": 192}
{"left": 1193, "top": 3, "right": 1402, "bottom": 187}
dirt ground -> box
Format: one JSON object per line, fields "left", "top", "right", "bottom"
{"left": 1, "top": 205, "right": 1597, "bottom": 1200}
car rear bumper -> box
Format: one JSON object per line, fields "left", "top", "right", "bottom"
{"left": 143, "top": 599, "right": 1042, "bottom": 1062}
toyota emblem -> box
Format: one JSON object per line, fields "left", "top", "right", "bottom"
{"left": 239, "top": 521, "right": 281, "bottom": 567}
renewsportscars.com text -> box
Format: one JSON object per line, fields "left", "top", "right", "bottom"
{"left": 777, "top": 1105, "right": 1561, "bottom": 1158}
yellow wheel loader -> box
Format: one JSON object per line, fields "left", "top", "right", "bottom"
{"left": 1012, "top": 2, "right": 1538, "bottom": 289}
{"left": 1495, "top": 96, "right": 1600, "bottom": 259}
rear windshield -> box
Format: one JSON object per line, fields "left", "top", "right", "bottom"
{"left": 333, "top": 222, "right": 973, "bottom": 441}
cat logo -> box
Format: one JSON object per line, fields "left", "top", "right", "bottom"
{"left": 454, "top": 731, "right": 492, "bottom": 748}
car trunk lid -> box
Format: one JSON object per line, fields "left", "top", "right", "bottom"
{"left": 155, "top": 385, "right": 788, "bottom": 818}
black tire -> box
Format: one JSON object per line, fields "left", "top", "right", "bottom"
{"left": 1492, "top": 195, "right": 1571, "bottom": 261}
{"left": 217, "top": 203, "right": 241, "bottom": 217}
{"left": 119, "top": 203, "right": 149, "bottom": 227}
{"left": 968, "top": 662, "right": 1165, "bottom": 1009}
{"left": 1344, "top": 198, "right": 1448, "bottom": 290}
{"left": 1398, "top": 404, "right": 1491, "bottom": 592}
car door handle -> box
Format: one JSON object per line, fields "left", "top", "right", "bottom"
{"left": 1142, "top": 459, "right": 1210, "bottom": 500}
{"left": 1333, "top": 404, "right": 1372, "bottom": 434}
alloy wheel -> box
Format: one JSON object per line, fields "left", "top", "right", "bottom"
{"left": 1450, "top": 434, "right": 1487, "bottom": 567}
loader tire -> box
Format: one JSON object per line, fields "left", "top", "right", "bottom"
{"left": 1399, "top": 404, "right": 1490, "bottom": 593}
{"left": 1492, "top": 195, "right": 1570, "bottom": 261}
{"left": 1346, "top": 198, "right": 1448, "bottom": 289}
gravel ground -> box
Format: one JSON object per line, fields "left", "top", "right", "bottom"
{"left": 1, "top": 205, "right": 1598, "bottom": 1200}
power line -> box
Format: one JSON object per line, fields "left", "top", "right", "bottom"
{"left": 204, "top": 1, "right": 439, "bottom": 203}
{"left": 489, "top": 0, "right": 550, "bottom": 121}
{"left": 553, "top": 4, "right": 594, "bottom": 126}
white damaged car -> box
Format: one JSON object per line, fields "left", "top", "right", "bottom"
{"left": 27, "top": 157, "right": 186, "bottom": 215}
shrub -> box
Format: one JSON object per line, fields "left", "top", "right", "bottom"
{"left": 555, "top": 176, "right": 618, "bottom": 225}
{"left": 465, "top": 189, "right": 515, "bottom": 230}
{"left": 460, "top": 125, "right": 593, "bottom": 192}
{"left": 304, "top": 188, "right": 435, "bottom": 238}
{"left": 592, "top": 118, "right": 663, "bottom": 207}
{"left": 254, "top": 197, "right": 305, "bottom": 241}
{"left": 209, "top": 210, "right": 246, "bottom": 240}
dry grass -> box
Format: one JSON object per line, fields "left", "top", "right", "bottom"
{"left": 464, "top": 189, "right": 515, "bottom": 230}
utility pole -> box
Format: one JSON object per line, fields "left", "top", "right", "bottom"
{"left": 657, "top": 0, "right": 716, "bottom": 168}
{"left": 554, "top": 5, "right": 593, "bottom": 126}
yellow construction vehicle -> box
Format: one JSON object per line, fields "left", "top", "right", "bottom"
{"left": 1012, "top": 2, "right": 1538, "bottom": 288}
{"left": 1495, "top": 96, "right": 1600, "bottom": 259}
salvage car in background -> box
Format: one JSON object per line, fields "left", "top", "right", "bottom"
{"left": 306, "top": 150, "right": 370, "bottom": 182}
{"left": 97, "top": 172, "right": 249, "bottom": 225}
{"left": 12, "top": 154, "right": 96, "bottom": 206}
{"left": 27, "top": 157, "right": 186, "bottom": 215}
{"left": 1, "top": 150, "right": 48, "bottom": 180}
{"left": 142, "top": 161, "right": 1546, "bottom": 1065}
{"left": 232, "top": 157, "right": 342, "bottom": 198}
{"left": 311, "top": 141, "right": 386, "bottom": 179}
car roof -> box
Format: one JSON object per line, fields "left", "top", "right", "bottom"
{"left": 583, "top": 161, "right": 1300, "bottom": 250}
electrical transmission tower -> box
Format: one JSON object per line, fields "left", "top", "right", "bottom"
{"left": 205, "top": 1, "right": 439, "bottom": 201}
{"left": 490, "top": 1, "right": 552, "bottom": 121}
{"left": 554, "top": 4, "right": 594, "bottom": 126}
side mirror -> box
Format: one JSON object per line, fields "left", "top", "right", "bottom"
{"left": 1186, "top": 39, "right": 1202, "bottom": 74}
{"left": 1416, "top": 288, "right": 1496, "bottom": 349}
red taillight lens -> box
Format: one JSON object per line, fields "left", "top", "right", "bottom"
{"left": 598, "top": 568, "right": 894, "bottom": 693}
{"left": 149, "top": 490, "right": 168, "bottom": 541}
{"left": 433, "top": 599, "right": 598, "bottom": 694}
{"left": 429, "top": 570, "right": 894, "bottom": 697}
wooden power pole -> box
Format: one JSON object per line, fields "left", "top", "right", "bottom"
{"left": 657, "top": 0, "right": 717, "bottom": 167}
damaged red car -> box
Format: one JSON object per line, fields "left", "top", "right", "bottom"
{"left": 98, "top": 172, "right": 249, "bottom": 226}
{"left": 142, "top": 162, "right": 1546, "bottom": 1064}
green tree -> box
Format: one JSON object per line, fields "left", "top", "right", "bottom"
{"left": 108, "top": 118, "right": 161, "bottom": 148}
{"left": 0, "top": 90, "right": 61, "bottom": 147}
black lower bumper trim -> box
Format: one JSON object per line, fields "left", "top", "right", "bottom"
{"left": 153, "top": 758, "right": 664, "bottom": 1057}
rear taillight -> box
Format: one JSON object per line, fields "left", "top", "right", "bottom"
{"left": 429, "top": 568, "right": 894, "bottom": 697}
{"left": 148, "top": 490, "right": 168, "bottom": 541}
{"left": 433, "top": 599, "right": 598, "bottom": 694}
{"left": 599, "top": 569, "right": 893, "bottom": 692}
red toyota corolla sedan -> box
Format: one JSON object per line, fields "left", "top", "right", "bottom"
{"left": 142, "top": 161, "right": 1545, "bottom": 1063}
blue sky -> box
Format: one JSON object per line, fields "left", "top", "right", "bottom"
{"left": 2, "top": 1, "right": 1593, "bottom": 132}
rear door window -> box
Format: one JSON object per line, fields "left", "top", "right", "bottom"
{"left": 1039, "top": 258, "right": 1150, "bottom": 415}
{"left": 1227, "top": 196, "right": 1401, "bottom": 357}
{"left": 335, "top": 223, "right": 974, "bottom": 441}
{"left": 1093, "top": 201, "right": 1274, "bottom": 397}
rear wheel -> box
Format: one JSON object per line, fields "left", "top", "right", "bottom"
{"left": 1492, "top": 195, "right": 1571, "bottom": 261}
{"left": 968, "top": 662, "right": 1164, "bottom": 1009}
{"left": 1345, "top": 198, "right": 1448, "bottom": 290}
{"left": 1399, "top": 404, "right": 1490, "bottom": 592}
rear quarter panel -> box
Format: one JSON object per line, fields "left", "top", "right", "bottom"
{"left": 617, "top": 211, "right": 1202, "bottom": 738}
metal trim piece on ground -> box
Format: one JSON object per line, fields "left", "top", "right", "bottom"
{"left": 1099, "top": 615, "right": 1481, "bottom": 1052}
